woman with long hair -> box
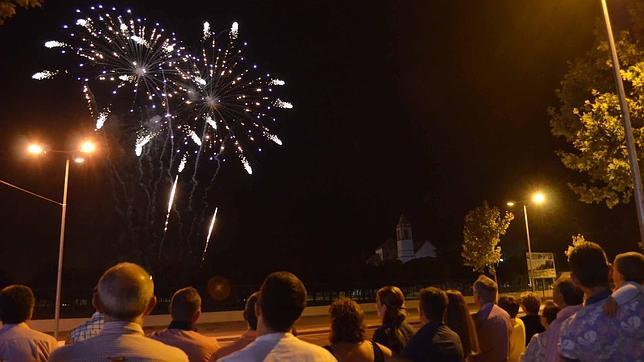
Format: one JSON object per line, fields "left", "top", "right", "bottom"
{"left": 325, "top": 298, "right": 392, "bottom": 362}
{"left": 372, "top": 286, "right": 415, "bottom": 354}
{"left": 445, "top": 289, "right": 480, "bottom": 360}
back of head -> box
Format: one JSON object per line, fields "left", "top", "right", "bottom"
{"left": 473, "top": 275, "right": 498, "bottom": 304}
{"left": 329, "top": 297, "right": 365, "bottom": 344}
{"left": 614, "top": 252, "right": 644, "bottom": 283}
{"left": 520, "top": 292, "right": 541, "bottom": 315}
{"left": 445, "top": 290, "right": 479, "bottom": 356}
{"left": 377, "top": 285, "right": 407, "bottom": 326}
{"left": 419, "top": 287, "right": 448, "bottom": 323}
{"left": 541, "top": 301, "right": 560, "bottom": 325}
{"left": 243, "top": 292, "right": 259, "bottom": 330}
{"left": 0, "top": 285, "right": 35, "bottom": 324}
{"left": 498, "top": 296, "right": 520, "bottom": 319}
{"left": 97, "top": 262, "right": 154, "bottom": 321}
{"left": 170, "top": 287, "right": 201, "bottom": 322}
{"left": 567, "top": 241, "right": 609, "bottom": 288}
{"left": 258, "top": 271, "right": 307, "bottom": 332}
{"left": 553, "top": 276, "right": 583, "bottom": 306}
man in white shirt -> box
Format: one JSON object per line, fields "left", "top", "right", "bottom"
{"left": 49, "top": 262, "right": 189, "bottom": 362}
{"left": 218, "top": 271, "right": 336, "bottom": 362}
{"left": 0, "top": 284, "right": 58, "bottom": 362}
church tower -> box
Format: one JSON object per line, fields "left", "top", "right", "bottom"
{"left": 396, "top": 214, "right": 414, "bottom": 262}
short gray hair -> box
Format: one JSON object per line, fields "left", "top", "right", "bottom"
{"left": 97, "top": 262, "right": 154, "bottom": 320}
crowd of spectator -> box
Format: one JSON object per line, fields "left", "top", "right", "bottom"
{"left": 0, "top": 242, "right": 641, "bottom": 361}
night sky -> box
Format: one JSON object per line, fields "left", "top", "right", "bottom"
{"left": 0, "top": 1, "right": 640, "bottom": 290}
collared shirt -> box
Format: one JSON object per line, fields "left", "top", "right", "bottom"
{"left": 543, "top": 304, "right": 581, "bottom": 362}
{"left": 150, "top": 321, "right": 220, "bottom": 362}
{"left": 473, "top": 303, "right": 512, "bottom": 362}
{"left": 217, "top": 332, "right": 336, "bottom": 362}
{"left": 67, "top": 312, "right": 104, "bottom": 344}
{"left": 508, "top": 317, "right": 525, "bottom": 362}
{"left": 612, "top": 281, "right": 644, "bottom": 361}
{"left": 401, "top": 321, "right": 464, "bottom": 362}
{"left": 49, "top": 321, "right": 189, "bottom": 362}
{"left": 210, "top": 329, "right": 256, "bottom": 361}
{"left": 558, "top": 289, "right": 620, "bottom": 361}
{"left": 0, "top": 322, "right": 57, "bottom": 362}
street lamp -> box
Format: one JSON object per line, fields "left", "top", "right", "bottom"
{"left": 598, "top": 0, "right": 644, "bottom": 244}
{"left": 506, "top": 191, "right": 546, "bottom": 291}
{"left": 25, "top": 139, "right": 97, "bottom": 339}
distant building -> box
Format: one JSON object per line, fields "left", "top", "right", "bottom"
{"left": 368, "top": 215, "right": 436, "bottom": 265}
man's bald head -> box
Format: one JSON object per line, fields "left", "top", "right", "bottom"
{"left": 97, "top": 262, "right": 155, "bottom": 321}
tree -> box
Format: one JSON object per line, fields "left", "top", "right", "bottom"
{"left": 462, "top": 202, "right": 514, "bottom": 279}
{"left": 0, "top": 0, "right": 43, "bottom": 25}
{"left": 549, "top": 1, "right": 644, "bottom": 208}
{"left": 565, "top": 234, "right": 593, "bottom": 257}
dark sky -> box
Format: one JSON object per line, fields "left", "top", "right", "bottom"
{"left": 0, "top": 1, "right": 640, "bottom": 288}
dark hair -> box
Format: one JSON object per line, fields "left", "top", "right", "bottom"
{"left": 473, "top": 275, "right": 498, "bottom": 304}
{"left": 553, "top": 276, "right": 583, "bottom": 306}
{"left": 541, "top": 301, "right": 560, "bottom": 325}
{"left": 170, "top": 287, "right": 201, "bottom": 322}
{"left": 498, "top": 296, "right": 520, "bottom": 318}
{"left": 419, "top": 287, "right": 448, "bottom": 323}
{"left": 520, "top": 292, "right": 541, "bottom": 315}
{"left": 0, "top": 285, "right": 35, "bottom": 324}
{"left": 258, "top": 271, "right": 307, "bottom": 332}
{"left": 614, "top": 252, "right": 644, "bottom": 283}
{"left": 244, "top": 292, "right": 259, "bottom": 330}
{"left": 377, "top": 286, "right": 406, "bottom": 327}
{"left": 329, "top": 298, "right": 365, "bottom": 344}
{"left": 446, "top": 290, "right": 480, "bottom": 357}
{"left": 568, "top": 241, "right": 609, "bottom": 288}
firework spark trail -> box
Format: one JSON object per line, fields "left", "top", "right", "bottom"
{"left": 158, "top": 154, "right": 187, "bottom": 255}
{"left": 201, "top": 207, "right": 218, "bottom": 262}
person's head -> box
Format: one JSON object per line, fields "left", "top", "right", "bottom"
{"left": 170, "top": 287, "right": 201, "bottom": 324}
{"left": 0, "top": 285, "right": 35, "bottom": 324}
{"left": 498, "top": 296, "right": 520, "bottom": 319}
{"left": 553, "top": 276, "right": 583, "bottom": 308}
{"left": 567, "top": 241, "right": 610, "bottom": 290}
{"left": 257, "top": 271, "right": 307, "bottom": 332}
{"left": 520, "top": 292, "right": 541, "bottom": 315}
{"left": 243, "top": 292, "right": 259, "bottom": 330}
{"left": 96, "top": 262, "right": 156, "bottom": 322}
{"left": 445, "top": 290, "right": 480, "bottom": 357}
{"left": 328, "top": 298, "right": 365, "bottom": 344}
{"left": 376, "top": 286, "right": 407, "bottom": 326}
{"left": 472, "top": 275, "right": 498, "bottom": 306}
{"left": 612, "top": 252, "right": 644, "bottom": 287}
{"left": 540, "top": 301, "right": 560, "bottom": 329}
{"left": 418, "top": 287, "right": 448, "bottom": 324}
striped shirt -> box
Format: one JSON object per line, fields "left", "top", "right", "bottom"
{"left": 49, "top": 321, "right": 188, "bottom": 362}
{"left": 67, "top": 312, "right": 104, "bottom": 344}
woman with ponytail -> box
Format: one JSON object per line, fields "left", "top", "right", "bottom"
{"left": 372, "top": 286, "right": 415, "bottom": 354}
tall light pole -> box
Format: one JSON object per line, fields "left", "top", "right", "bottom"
{"left": 600, "top": 0, "right": 644, "bottom": 244}
{"left": 507, "top": 191, "right": 546, "bottom": 292}
{"left": 26, "top": 140, "right": 96, "bottom": 339}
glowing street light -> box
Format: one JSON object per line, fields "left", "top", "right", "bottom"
{"left": 79, "top": 140, "right": 97, "bottom": 154}
{"left": 506, "top": 191, "right": 547, "bottom": 291}
{"left": 73, "top": 156, "right": 86, "bottom": 164}
{"left": 27, "top": 143, "right": 45, "bottom": 155}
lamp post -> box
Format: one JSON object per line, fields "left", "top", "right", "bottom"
{"left": 26, "top": 140, "right": 96, "bottom": 339}
{"left": 599, "top": 0, "right": 644, "bottom": 244}
{"left": 507, "top": 192, "right": 546, "bottom": 292}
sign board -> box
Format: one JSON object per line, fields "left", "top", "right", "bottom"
{"left": 526, "top": 252, "right": 557, "bottom": 279}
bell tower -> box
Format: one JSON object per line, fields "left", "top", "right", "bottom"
{"left": 396, "top": 215, "right": 414, "bottom": 262}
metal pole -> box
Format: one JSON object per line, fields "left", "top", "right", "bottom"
{"left": 54, "top": 159, "right": 70, "bottom": 339}
{"left": 601, "top": 0, "right": 644, "bottom": 245}
{"left": 523, "top": 204, "right": 535, "bottom": 291}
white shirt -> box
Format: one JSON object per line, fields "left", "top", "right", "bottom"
{"left": 218, "top": 332, "right": 336, "bottom": 362}
{"left": 0, "top": 322, "right": 58, "bottom": 362}
{"left": 49, "top": 321, "right": 188, "bottom": 362}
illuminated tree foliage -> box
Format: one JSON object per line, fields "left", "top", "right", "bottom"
{"left": 549, "top": 1, "right": 644, "bottom": 208}
{"left": 0, "top": 0, "right": 43, "bottom": 25}
{"left": 461, "top": 202, "right": 514, "bottom": 277}
{"left": 565, "top": 234, "right": 593, "bottom": 257}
